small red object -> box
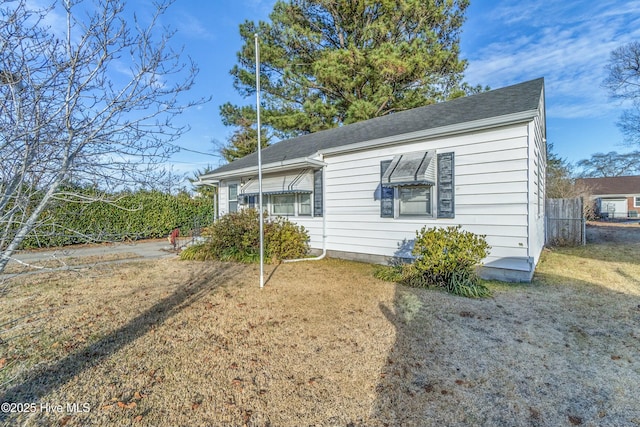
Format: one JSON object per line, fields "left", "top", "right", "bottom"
{"left": 169, "top": 228, "right": 180, "bottom": 247}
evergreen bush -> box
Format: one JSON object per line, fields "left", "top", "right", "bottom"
{"left": 20, "top": 188, "right": 214, "bottom": 248}
{"left": 375, "top": 225, "right": 491, "bottom": 298}
{"left": 180, "top": 209, "right": 309, "bottom": 263}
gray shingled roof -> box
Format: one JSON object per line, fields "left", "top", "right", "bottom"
{"left": 207, "top": 78, "right": 544, "bottom": 175}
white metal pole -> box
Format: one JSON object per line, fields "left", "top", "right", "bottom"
{"left": 255, "top": 34, "right": 264, "bottom": 289}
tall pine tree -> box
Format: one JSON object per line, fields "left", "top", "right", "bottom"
{"left": 220, "top": 0, "right": 480, "bottom": 161}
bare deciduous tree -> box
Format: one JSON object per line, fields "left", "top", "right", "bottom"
{"left": 0, "top": 0, "right": 207, "bottom": 273}
{"left": 546, "top": 143, "right": 596, "bottom": 219}
{"left": 576, "top": 151, "right": 640, "bottom": 177}
{"left": 604, "top": 41, "right": 640, "bottom": 145}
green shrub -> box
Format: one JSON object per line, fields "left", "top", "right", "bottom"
{"left": 375, "top": 225, "right": 491, "bottom": 298}
{"left": 20, "top": 188, "right": 214, "bottom": 248}
{"left": 265, "top": 216, "right": 310, "bottom": 262}
{"left": 208, "top": 208, "right": 261, "bottom": 262}
{"left": 179, "top": 243, "right": 215, "bottom": 261}
{"left": 412, "top": 225, "right": 490, "bottom": 284}
{"left": 181, "top": 209, "right": 309, "bottom": 263}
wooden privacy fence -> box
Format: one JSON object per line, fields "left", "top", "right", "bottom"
{"left": 546, "top": 198, "right": 585, "bottom": 246}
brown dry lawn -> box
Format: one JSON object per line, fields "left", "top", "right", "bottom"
{"left": 1, "top": 225, "right": 639, "bottom": 426}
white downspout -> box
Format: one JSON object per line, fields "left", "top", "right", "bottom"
{"left": 284, "top": 164, "right": 327, "bottom": 263}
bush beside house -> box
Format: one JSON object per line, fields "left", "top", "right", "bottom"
{"left": 180, "top": 209, "right": 309, "bottom": 263}
{"left": 375, "top": 226, "right": 492, "bottom": 298}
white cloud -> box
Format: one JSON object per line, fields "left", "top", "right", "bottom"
{"left": 463, "top": 0, "right": 640, "bottom": 119}
{"left": 174, "top": 11, "right": 214, "bottom": 40}
{"left": 241, "top": 0, "right": 276, "bottom": 16}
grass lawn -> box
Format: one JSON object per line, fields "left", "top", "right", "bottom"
{"left": 0, "top": 241, "right": 639, "bottom": 426}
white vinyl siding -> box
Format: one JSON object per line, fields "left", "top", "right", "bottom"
{"left": 528, "top": 93, "right": 546, "bottom": 270}
{"left": 218, "top": 183, "right": 228, "bottom": 216}
{"left": 292, "top": 216, "right": 323, "bottom": 249}
{"left": 322, "top": 124, "right": 535, "bottom": 274}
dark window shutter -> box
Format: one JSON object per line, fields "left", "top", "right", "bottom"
{"left": 380, "top": 160, "right": 394, "bottom": 218}
{"left": 437, "top": 152, "right": 455, "bottom": 218}
{"left": 313, "top": 169, "right": 323, "bottom": 217}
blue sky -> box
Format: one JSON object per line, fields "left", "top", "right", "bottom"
{"left": 131, "top": 0, "right": 640, "bottom": 179}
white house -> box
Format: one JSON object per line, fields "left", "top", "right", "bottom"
{"left": 199, "top": 78, "right": 547, "bottom": 282}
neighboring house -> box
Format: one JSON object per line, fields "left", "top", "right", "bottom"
{"left": 199, "top": 78, "right": 547, "bottom": 282}
{"left": 576, "top": 175, "right": 640, "bottom": 219}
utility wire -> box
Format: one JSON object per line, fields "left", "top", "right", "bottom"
{"left": 166, "top": 143, "right": 221, "bottom": 157}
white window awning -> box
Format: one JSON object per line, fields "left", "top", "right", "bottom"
{"left": 382, "top": 151, "right": 436, "bottom": 186}
{"left": 241, "top": 169, "right": 313, "bottom": 195}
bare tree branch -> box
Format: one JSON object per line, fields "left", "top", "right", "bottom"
{"left": 0, "top": 0, "right": 209, "bottom": 273}
{"left": 604, "top": 41, "right": 640, "bottom": 145}
{"left": 576, "top": 151, "right": 640, "bottom": 177}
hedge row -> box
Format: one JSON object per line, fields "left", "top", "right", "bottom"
{"left": 21, "top": 189, "right": 214, "bottom": 248}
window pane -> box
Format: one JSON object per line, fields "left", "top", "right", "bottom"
{"left": 228, "top": 184, "right": 238, "bottom": 213}
{"left": 272, "top": 194, "right": 295, "bottom": 215}
{"left": 399, "top": 186, "right": 431, "bottom": 216}
{"left": 299, "top": 193, "right": 311, "bottom": 215}
{"left": 229, "top": 184, "right": 237, "bottom": 198}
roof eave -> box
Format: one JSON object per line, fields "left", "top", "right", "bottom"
{"left": 195, "top": 179, "right": 219, "bottom": 186}
{"left": 592, "top": 193, "right": 640, "bottom": 198}
{"left": 200, "top": 108, "right": 539, "bottom": 181}
{"left": 198, "top": 157, "right": 326, "bottom": 182}
{"left": 319, "top": 110, "right": 539, "bottom": 156}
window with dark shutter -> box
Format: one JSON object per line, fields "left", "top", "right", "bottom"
{"left": 380, "top": 160, "right": 394, "bottom": 218}
{"left": 313, "top": 169, "right": 323, "bottom": 217}
{"left": 437, "top": 152, "right": 455, "bottom": 218}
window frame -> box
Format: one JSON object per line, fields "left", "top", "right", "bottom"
{"left": 268, "top": 193, "right": 313, "bottom": 217}
{"left": 270, "top": 193, "right": 296, "bottom": 216}
{"left": 397, "top": 185, "right": 433, "bottom": 217}
{"left": 634, "top": 196, "right": 640, "bottom": 208}
{"left": 298, "top": 193, "right": 312, "bottom": 216}
{"left": 228, "top": 183, "right": 238, "bottom": 213}
{"left": 380, "top": 152, "right": 455, "bottom": 220}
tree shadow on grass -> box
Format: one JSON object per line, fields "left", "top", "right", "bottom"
{"left": 0, "top": 262, "right": 241, "bottom": 421}
{"left": 369, "top": 274, "right": 640, "bottom": 427}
